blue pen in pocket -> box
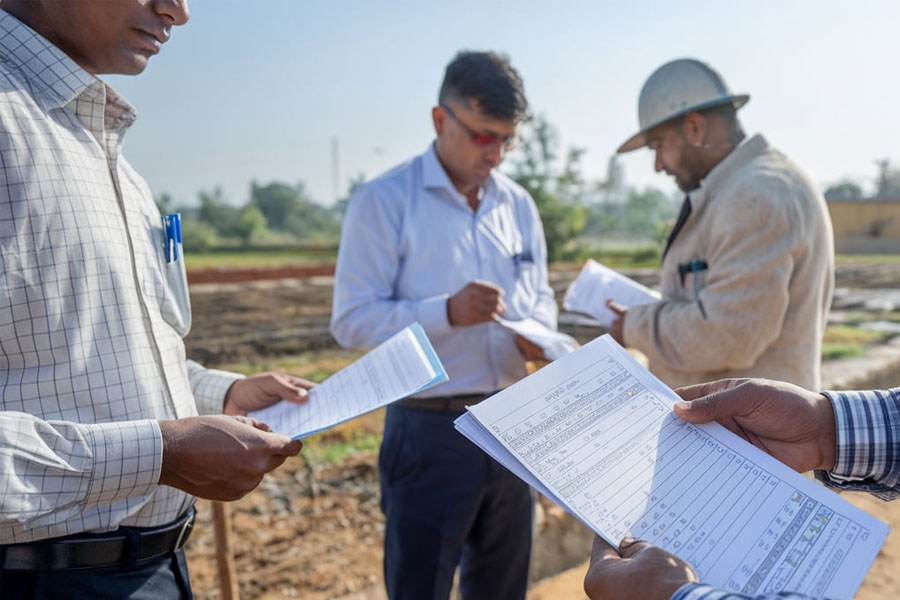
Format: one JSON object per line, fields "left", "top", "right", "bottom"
{"left": 162, "top": 213, "right": 192, "bottom": 333}
{"left": 163, "top": 213, "right": 182, "bottom": 262}
{"left": 678, "top": 259, "right": 708, "bottom": 318}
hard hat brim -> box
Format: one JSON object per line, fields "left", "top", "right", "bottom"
{"left": 616, "top": 94, "right": 750, "bottom": 153}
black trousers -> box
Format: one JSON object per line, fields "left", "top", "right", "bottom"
{"left": 380, "top": 405, "right": 533, "bottom": 600}
{"left": 0, "top": 548, "right": 192, "bottom": 600}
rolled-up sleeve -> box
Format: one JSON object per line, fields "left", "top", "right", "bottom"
{"left": 0, "top": 412, "right": 162, "bottom": 536}
{"left": 330, "top": 183, "right": 453, "bottom": 349}
{"left": 815, "top": 388, "right": 900, "bottom": 500}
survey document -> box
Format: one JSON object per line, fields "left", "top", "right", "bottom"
{"left": 493, "top": 316, "right": 578, "bottom": 360}
{"left": 251, "top": 323, "right": 447, "bottom": 439}
{"left": 562, "top": 259, "right": 659, "bottom": 328}
{"left": 455, "top": 335, "right": 888, "bottom": 598}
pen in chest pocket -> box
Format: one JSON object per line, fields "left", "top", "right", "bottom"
{"left": 163, "top": 213, "right": 182, "bottom": 262}
{"left": 678, "top": 259, "right": 708, "bottom": 296}
{"left": 162, "top": 213, "right": 192, "bottom": 331}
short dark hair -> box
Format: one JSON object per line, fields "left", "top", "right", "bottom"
{"left": 438, "top": 51, "right": 530, "bottom": 123}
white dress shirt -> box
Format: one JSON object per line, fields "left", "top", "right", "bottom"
{"left": 0, "top": 11, "right": 241, "bottom": 543}
{"left": 330, "top": 144, "right": 557, "bottom": 396}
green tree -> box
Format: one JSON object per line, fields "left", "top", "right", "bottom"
{"left": 197, "top": 187, "right": 240, "bottom": 237}
{"left": 510, "top": 117, "right": 587, "bottom": 261}
{"left": 824, "top": 180, "right": 863, "bottom": 200}
{"left": 625, "top": 187, "right": 673, "bottom": 239}
{"left": 250, "top": 181, "right": 341, "bottom": 242}
{"left": 181, "top": 219, "right": 219, "bottom": 252}
{"left": 234, "top": 205, "right": 267, "bottom": 247}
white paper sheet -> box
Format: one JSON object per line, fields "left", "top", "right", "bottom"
{"left": 493, "top": 316, "right": 578, "bottom": 360}
{"left": 250, "top": 323, "right": 448, "bottom": 439}
{"left": 562, "top": 259, "right": 660, "bottom": 327}
{"left": 455, "top": 335, "right": 888, "bottom": 598}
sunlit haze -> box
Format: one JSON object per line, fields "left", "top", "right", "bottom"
{"left": 107, "top": 0, "right": 900, "bottom": 207}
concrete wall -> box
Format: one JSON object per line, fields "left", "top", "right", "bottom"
{"left": 828, "top": 197, "right": 900, "bottom": 253}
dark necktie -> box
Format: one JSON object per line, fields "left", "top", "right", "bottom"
{"left": 663, "top": 195, "right": 692, "bottom": 259}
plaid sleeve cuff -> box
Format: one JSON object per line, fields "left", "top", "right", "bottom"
{"left": 817, "top": 388, "right": 900, "bottom": 500}
{"left": 24, "top": 418, "right": 163, "bottom": 530}
{"left": 670, "top": 582, "right": 818, "bottom": 599}
{"left": 186, "top": 359, "right": 244, "bottom": 415}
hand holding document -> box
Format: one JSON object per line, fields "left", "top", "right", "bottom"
{"left": 562, "top": 259, "right": 660, "bottom": 328}
{"left": 250, "top": 323, "right": 447, "bottom": 439}
{"left": 494, "top": 316, "right": 578, "bottom": 360}
{"left": 455, "top": 335, "right": 888, "bottom": 599}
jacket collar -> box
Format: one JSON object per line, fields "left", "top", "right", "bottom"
{"left": 688, "top": 133, "right": 768, "bottom": 212}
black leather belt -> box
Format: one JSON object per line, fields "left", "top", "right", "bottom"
{"left": 0, "top": 508, "right": 195, "bottom": 571}
{"left": 395, "top": 392, "right": 497, "bottom": 412}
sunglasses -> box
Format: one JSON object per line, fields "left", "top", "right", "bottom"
{"left": 440, "top": 103, "right": 518, "bottom": 151}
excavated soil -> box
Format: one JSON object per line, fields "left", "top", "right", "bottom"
{"left": 181, "top": 261, "right": 900, "bottom": 599}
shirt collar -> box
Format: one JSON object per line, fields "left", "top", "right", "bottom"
{"left": 422, "top": 143, "right": 500, "bottom": 207}
{"left": 688, "top": 133, "right": 769, "bottom": 212}
{"left": 0, "top": 10, "right": 136, "bottom": 131}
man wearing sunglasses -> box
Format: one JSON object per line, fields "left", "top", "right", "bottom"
{"left": 331, "top": 51, "right": 556, "bottom": 599}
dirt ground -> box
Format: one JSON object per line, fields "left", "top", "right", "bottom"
{"left": 180, "top": 262, "right": 900, "bottom": 599}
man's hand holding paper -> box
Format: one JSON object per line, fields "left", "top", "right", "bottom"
{"left": 249, "top": 323, "right": 448, "bottom": 439}
{"left": 563, "top": 259, "right": 659, "bottom": 329}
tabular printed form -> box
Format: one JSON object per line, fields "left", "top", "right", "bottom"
{"left": 460, "top": 335, "right": 888, "bottom": 599}
{"left": 250, "top": 323, "right": 447, "bottom": 439}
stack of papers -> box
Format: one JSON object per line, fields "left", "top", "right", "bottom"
{"left": 455, "top": 335, "right": 888, "bottom": 598}
{"left": 250, "top": 323, "right": 448, "bottom": 439}
{"left": 562, "top": 259, "right": 659, "bottom": 327}
{"left": 493, "top": 316, "right": 578, "bottom": 360}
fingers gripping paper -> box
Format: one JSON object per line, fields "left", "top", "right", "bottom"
{"left": 251, "top": 323, "right": 448, "bottom": 439}
{"left": 455, "top": 335, "right": 888, "bottom": 598}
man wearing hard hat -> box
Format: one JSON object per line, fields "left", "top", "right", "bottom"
{"left": 607, "top": 58, "right": 834, "bottom": 390}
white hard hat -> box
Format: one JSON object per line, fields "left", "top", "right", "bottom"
{"left": 617, "top": 58, "right": 749, "bottom": 153}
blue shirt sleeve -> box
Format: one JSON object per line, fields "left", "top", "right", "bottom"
{"left": 671, "top": 583, "right": 827, "bottom": 600}
{"left": 814, "top": 388, "right": 900, "bottom": 500}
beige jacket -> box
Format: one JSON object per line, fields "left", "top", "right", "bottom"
{"left": 624, "top": 134, "right": 834, "bottom": 390}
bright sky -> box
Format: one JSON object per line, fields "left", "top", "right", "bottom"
{"left": 107, "top": 0, "right": 900, "bottom": 207}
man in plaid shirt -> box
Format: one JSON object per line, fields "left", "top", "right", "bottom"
{"left": 0, "top": 1, "right": 311, "bottom": 597}
{"left": 584, "top": 379, "right": 899, "bottom": 600}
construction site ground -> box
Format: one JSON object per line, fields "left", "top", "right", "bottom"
{"left": 181, "top": 261, "right": 900, "bottom": 599}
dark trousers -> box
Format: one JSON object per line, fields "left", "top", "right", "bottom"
{"left": 0, "top": 548, "right": 192, "bottom": 600}
{"left": 380, "top": 405, "right": 533, "bottom": 600}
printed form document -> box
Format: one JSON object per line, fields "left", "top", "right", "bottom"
{"left": 455, "top": 335, "right": 888, "bottom": 598}
{"left": 563, "top": 259, "right": 659, "bottom": 328}
{"left": 251, "top": 323, "right": 447, "bottom": 439}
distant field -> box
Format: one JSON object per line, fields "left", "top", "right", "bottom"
{"left": 183, "top": 245, "right": 664, "bottom": 270}
{"left": 836, "top": 254, "right": 900, "bottom": 263}
{"left": 182, "top": 246, "right": 900, "bottom": 273}
{"left": 185, "top": 248, "right": 336, "bottom": 270}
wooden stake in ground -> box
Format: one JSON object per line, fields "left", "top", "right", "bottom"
{"left": 212, "top": 501, "right": 240, "bottom": 600}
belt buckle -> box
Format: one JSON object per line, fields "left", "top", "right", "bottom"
{"left": 172, "top": 510, "right": 195, "bottom": 551}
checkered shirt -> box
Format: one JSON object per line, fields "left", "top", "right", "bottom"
{"left": 0, "top": 11, "right": 241, "bottom": 544}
